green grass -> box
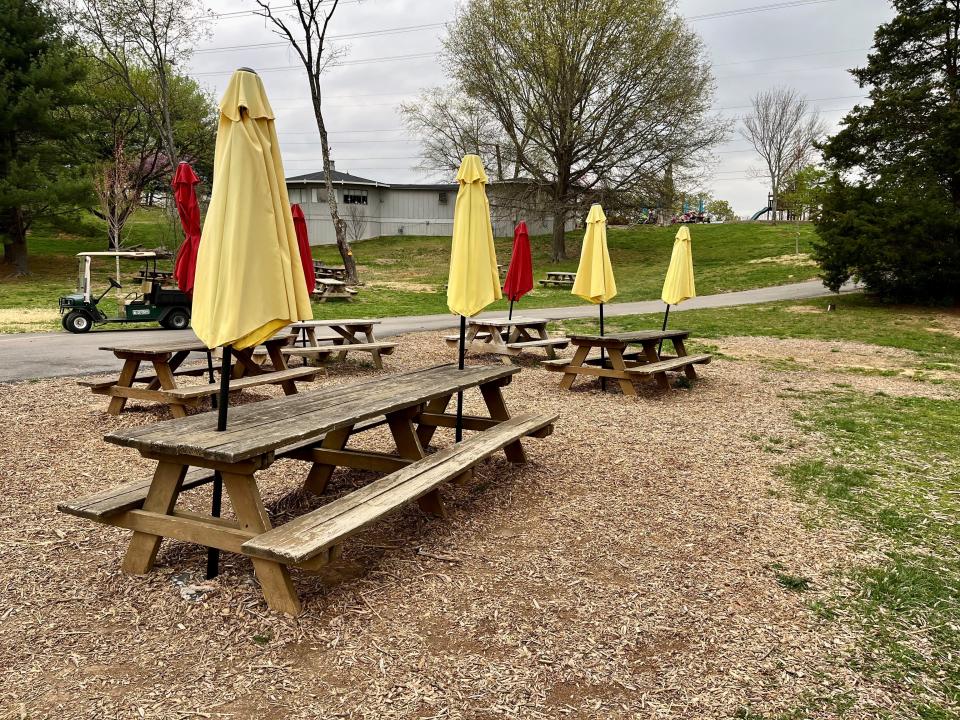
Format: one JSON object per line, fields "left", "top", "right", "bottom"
{"left": 781, "top": 392, "right": 960, "bottom": 717}
{"left": 0, "top": 210, "right": 819, "bottom": 332}
{"left": 566, "top": 293, "right": 960, "bottom": 365}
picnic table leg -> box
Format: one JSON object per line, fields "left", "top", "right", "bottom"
{"left": 304, "top": 425, "right": 354, "bottom": 495}
{"left": 416, "top": 394, "right": 452, "bottom": 448}
{"left": 144, "top": 350, "right": 191, "bottom": 391}
{"left": 265, "top": 343, "right": 299, "bottom": 395}
{"left": 220, "top": 472, "right": 301, "bottom": 616}
{"left": 153, "top": 359, "right": 189, "bottom": 418}
{"left": 388, "top": 410, "right": 445, "bottom": 516}
{"left": 536, "top": 325, "right": 558, "bottom": 360}
{"left": 607, "top": 347, "right": 638, "bottom": 397}
{"left": 121, "top": 461, "right": 187, "bottom": 574}
{"left": 107, "top": 358, "right": 141, "bottom": 415}
{"left": 560, "top": 345, "right": 590, "bottom": 391}
{"left": 643, "top": 341, "right": 671, "bottom": 390}
{"left": 361, "top": 326, "right": 384, "bottom": 370}
{"left": 480, "top": 384, "right": 526, "bottom": 463}
{"left": 672, "top": 338, "right": 699, "bottom": 379}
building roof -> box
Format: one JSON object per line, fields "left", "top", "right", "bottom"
{"left": 285, "top": 169, "right": 384, "bottom": 187}
{"left": 388, "top": 182, "right": 459, "bottom": 191}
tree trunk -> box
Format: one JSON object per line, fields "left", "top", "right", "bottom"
{"left": 770, "top": 187, "right": 779, "bottom": 225}
{"left": 4, "top": 209, "right": 30, "bottom": 276}
{"left": 311, "top": 94, "right": 359, "bottom": 284}
{"left": 550, "top": 206, "right": 567, "bottom": 262}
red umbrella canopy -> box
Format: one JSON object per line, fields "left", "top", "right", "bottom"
{"left": 172, "top": 162, "right": 202, "bottom": 294}
{"left": 503, "top": 221, "right": 534, "bottom": 302}
{"left": 290, "top": 203, "right": 316, "bottom": 295}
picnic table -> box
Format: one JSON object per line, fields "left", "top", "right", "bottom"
{"left": 313, "top": 278, "right": 357, "bottom": 302}
{"left": 80, "top": 336, "right": 318, "bottom": 418}
{"left": 284, "top": 319, "right": 397, "bottom": 369}
{"left": 444, "top": 317, "right": 568, "bottom": 359}
{"left": 60, "top": 364, "right": 557, "bottom": 615}
{"left": 312, "top": 261, "right": 348, "bottom": 282}
{"left": 543, "top": 329, "right": 711, "bottom": 395}
{"left": 539, "top": 271, "right": 577, "bottom": 287}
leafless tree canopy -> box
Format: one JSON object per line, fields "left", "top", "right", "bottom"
{"left": 411, "top": 0, "right": 728, "bottom": 260}
{"left": 64, "top": 0, "right": 209, "bottom": 168}
{"left": 741, "top": 87, "right": 827, "bottom": 221}
{"left": 345, "top": 202, "right": 368, "bottom": 244}
{"left": 254, "top": 0, "right": 360, "bottom": 284}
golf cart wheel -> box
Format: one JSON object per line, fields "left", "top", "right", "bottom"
{"left": 162, "top": 309, "right": 190, "bottom": 330}
{"left": 64, "top": 311, "right": 93, "bottom": 334}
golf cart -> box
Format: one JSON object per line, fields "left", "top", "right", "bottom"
{"left": 58, "top": 251, "right": 192, "bottom": 334}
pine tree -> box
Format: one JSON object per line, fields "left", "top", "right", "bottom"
{"left": 0, "top": 0, "right": 91, "bottom": 276}
{"left": 813, "top": 0, "right": 960, "bottom": 302}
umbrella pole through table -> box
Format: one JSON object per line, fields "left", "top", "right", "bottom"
{"left": 508, "top": 299, "right": 514, "bottom": 321}
{"left": 456, "top": 316, "right": 466, "bottom": 442}
{"left": 599, "top": 302, "right": 606, "bottom": 391}
{"left": 205, "top": 345, "right": 233, "bottom": 579}
{"left": 658, "top": 304, "right": 671, "bottom": 356}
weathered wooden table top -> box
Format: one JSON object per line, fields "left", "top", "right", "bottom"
{"left": 105, "top": 364, "right": 518, "bottom": 463}
{"left": 99, "top": 338, "right": 209, "bottom": 355}
{"left": 289, "top": 319, "right": 379, "bottom": 329}
{"left": 468, "top": 317, "right": 549, "bottom": 328}
{"left": 566, "top": 329, "right": 690, "bottom": 344}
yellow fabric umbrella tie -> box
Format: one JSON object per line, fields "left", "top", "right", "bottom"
{"left": 662, "top": 225, "right": 696, "bottom": 306}
{"left": 191, "top": 69, "right": 313, "bottom": 351}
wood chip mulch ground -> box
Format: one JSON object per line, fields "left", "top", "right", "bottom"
{"left": 1, "top": 332, "right": 936, "bottom": 719}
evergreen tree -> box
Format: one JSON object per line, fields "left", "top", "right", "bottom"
{"left": 813, "top": 0, "right": 960, "bottom": 302}
{"left": 0, "top": 0, "right": 91, "bottom": 275}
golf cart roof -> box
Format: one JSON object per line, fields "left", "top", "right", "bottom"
{"left": 76, "top": 251, "right": 160, "bottom": 258}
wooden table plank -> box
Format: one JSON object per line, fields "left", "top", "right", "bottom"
{"left": 105, "top": 364, "right": 518, "bottom": 463}
{"left": 567, "top": 329, "right": 690, "bottom": 343}
{"left": 468, "top": 317, "right": 548, "bottom": 328}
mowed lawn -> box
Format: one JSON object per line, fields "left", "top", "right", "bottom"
{"left": 0, "top": 208, "right": 819, "bottom": 331}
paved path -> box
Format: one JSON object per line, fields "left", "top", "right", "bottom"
{"left": 0, "top": 279, "right": 855, "bottom": 382}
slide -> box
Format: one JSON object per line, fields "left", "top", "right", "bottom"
{"left": 750, "top": 206, "right": 772, "bottom": 221}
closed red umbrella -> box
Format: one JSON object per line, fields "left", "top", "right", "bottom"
{"left": 502, "top": 221, "right": 533, "bottom": 319}
{"left": 290, "top": 203, "right": 315, "bottom": 295}
{"left": 172, "top": 162, "right": 202, "bottom": 294}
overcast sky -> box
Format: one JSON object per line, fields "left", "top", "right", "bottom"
{"left": 188, "top": 0, "right": 895, "bottom": 217}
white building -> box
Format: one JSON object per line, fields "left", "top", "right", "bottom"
{"left": 286, "top": 166, "right": 572, "bottom": 245}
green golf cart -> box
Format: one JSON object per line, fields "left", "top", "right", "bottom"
{"left": 58, "top": 251, "right": 193, "bottom": 334}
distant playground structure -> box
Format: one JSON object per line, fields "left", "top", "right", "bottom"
{"left": 751, "top": 192, "right": 813, "bottom": 222}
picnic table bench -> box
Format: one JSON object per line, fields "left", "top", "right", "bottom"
{"left": 539, "top": 271, "right": 577, "bottom": 287}
{"left": 284, "top": 319, "right": 396, "bottom": 369}
{"left": 544, "top": 329, "right": 710, "bottom": 394}
{"left": 81, "top": 336, "right": 317, "bottom": 418}
{"left": 444, "top": 317, "right": 568, "bottom": 360}
{"left": 60, "top": 364, "right": 557, "bottom": 615}
{"left": 312, "top": 262, "right": 348, "bottom": 282}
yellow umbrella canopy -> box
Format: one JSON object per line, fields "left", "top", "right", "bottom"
{"left": 191, "top": 69, "right": 313, "bottom": 350}
{"left": 447, "top": 155, "right": 501, "bottom": 318}
{"left": 661, "top": 225, "right": 696, "bottom": 306}
{"left": 571, "top": 204, "right": 617, "bottom": 304}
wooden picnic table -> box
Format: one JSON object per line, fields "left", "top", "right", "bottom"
{"left": 312, "top": 262, "right": 348, "bottom": 282}
{"left": 60, "top": 364, "right": 557, "bottom": 616}
{"left": 539, "top": 271, "right": 577, "bottom": 287}
{"left": 285, "top": 319, "right": 397, "bottom": 369}
{"left": 81, "top": 336, "right": 317, "bottom": 418}
{"left": 444, "top": 317, "right": 568, "bottom": 359}
{"left": 543, "top": 329, "right": 711, "bottom": 395}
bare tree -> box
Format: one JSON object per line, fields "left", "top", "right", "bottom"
{"left": 435, "top": 0, "right": 728, "bottom": 261}
{"left": 93, "top": 136, "right": 142, "bottom": 249}
{"left": 64, "top": 0, "right": 209, "bottom": 169}
{"left": 254, "top": 0, "right": 359, "bottom": 284}
{"left": 345, "top": 202, "right": 368, "bottom": 244}
{"left": 741, "top": 87, "right": 827, "bottom": 223}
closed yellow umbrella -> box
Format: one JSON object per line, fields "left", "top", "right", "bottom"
{"left": 447, "top": 154, "right": 501, "bottom": 317}
{"left": 447, "top": 155, "right": 500, "bottom": 440}
{"left": 190, "top": 68, "right": 313, "bottom": 579}
{"left": 192, "top": 68, "right": 313, "bottom": 351}
{"left": 659, "top": 226, "right": 696, "bottom": 348}
{"left": 571, "top": 204, "right": 617, "bottom": 388}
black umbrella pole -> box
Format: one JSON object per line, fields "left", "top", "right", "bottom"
{"left": 508, "top": 299, "right": 514, "bottom": 321}
{"left": 456, "top": 316, "right": 466, "bottom": 442}
{"left": 207, "top": 345, "right": 232, "bottom": 580}
{"left": 658, "top": 305, "right": 671, "bottom": 357}
{"left": 600, "top": 303, "right": 606, "bottom": 391}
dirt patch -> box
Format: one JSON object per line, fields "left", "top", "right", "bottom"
{"left": 1, "top": 333, "right": 929, "bottom": 718}
{"left": 747, "top": 253, "right": 816, "bottom": 267}
{"left": 784, "top": 304, "right": 825, "bottom": 314}
{"left": 369, "top": 280, "right": 440, "bottom": 293}
{"left": 0, "top": 308, "right": 61, "bottom": 332}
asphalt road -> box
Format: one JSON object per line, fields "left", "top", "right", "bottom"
{"left": 0, "top": 279, "right": 855, "bottom": 382}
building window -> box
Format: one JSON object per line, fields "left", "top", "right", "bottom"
{"left": 438, "top": 191, "right": 448, "bottom": 205}
{"left": 310, "top": 187, "right": 319, "bottom": 204}
{"left": 344, "top": 189, "right": 368, "bottom": 205}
